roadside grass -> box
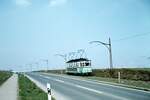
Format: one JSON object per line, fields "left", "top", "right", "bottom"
{"left": 86, "top": 76, "right": 150, "bottom": 90}
{"left": 19, "top": 74, "right": 55, "bottom": 100}
{"left": 0, "top": 71, "right": 12, "bottom": 85}
{"left": 92, "top": 68, "right": 150, "bottom": 81}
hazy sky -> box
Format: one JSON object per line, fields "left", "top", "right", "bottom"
{"left": 0, "top": 0, "right": 150, "bottom": 71}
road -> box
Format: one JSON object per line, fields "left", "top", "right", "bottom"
{"left": 27, "top": 72, "right": 150, "bottom": 100}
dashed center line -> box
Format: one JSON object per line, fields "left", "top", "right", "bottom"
{"left": 75, "top": 84, "right": 103, "bottom": 94}
{"left": 54, "top": 79, "right": 65, "bottom": 83}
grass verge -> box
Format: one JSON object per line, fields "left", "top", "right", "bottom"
{"left": 19, "top": 74, "right": 55, "bottom": 100}
{"left": 86, "top": 76, "right": 150, "bottom": 91}
{"left": 0, "top": 71, "right": 12, "bottom": 85}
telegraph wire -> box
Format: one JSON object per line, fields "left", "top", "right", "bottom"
{"left": 113, "top": 32, "right": 150, "bottom": 42}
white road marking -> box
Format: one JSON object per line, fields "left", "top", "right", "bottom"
{"left": 39, "top": 75, "right": 43, "bottom": 77}
{"left": 54, "top": 79, "right": 65, "bottom": 83}
{"left": 75, "top": 84, "right": 103, "bottom": 94}
{"left": 45, "top": 76, "right": 50, "bottom": 79}
{"left": 43, "top": 73, "right": 150, "bottom": 94}
{"left": 81, "top": 79, "right": 150, "bottom": 94}
{"left": 59, "top": 78, "right": 130, "bottom": 100}
{"left": 39, "top": 74, "right": 131, "bottom": 100}
{"left": 102, "top": 92, "right": 130, "bottom": 100}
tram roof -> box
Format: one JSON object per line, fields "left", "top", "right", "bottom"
{"left": 66, "top": 58, "right": 90, "bottom": 63}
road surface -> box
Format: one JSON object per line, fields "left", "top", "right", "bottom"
{"left": 27, "top": 72, "right": 150, "bottom": 100}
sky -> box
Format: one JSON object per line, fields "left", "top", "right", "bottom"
{"left": 0, "top": 0, "right": 150, "bottom": 71}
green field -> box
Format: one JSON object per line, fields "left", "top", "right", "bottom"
{"left": 19, "top": 74, "right": 53, "bottom": 100}
{"left": 0, "top": 71, "right": 12, "bottom": 85}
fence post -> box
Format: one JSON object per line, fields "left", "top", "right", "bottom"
{"left": 47, "top": 83, "right": 52, "bottom": 100}
{"left": 118, "top": 72, "right": 121, "bottom": 83}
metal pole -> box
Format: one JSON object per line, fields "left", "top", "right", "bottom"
{"left": 30, "top": 64, "right": 32, "bottom": 72}
{"left": 46, "top": 60, "right": 49, "bottom": 72}
{"left": 89, "top": 37, "right": 113, "bottom": 69}
{"left": 41, "top": 59, "right": 49, "bottom": 72}
{"left": 35, "top": 63, "right": 39, "bottom": 71}
{"left": 109, "top": 38, "right": 113, "bottom": 69}
{"left": 55, "top": 54, "right": 67, "bottom": 62}
{"left": 118, "top": 72, "right": 121, "bottom": 83}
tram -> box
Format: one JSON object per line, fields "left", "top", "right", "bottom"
{"left": 66, "top": 58, "right": 92, "bottom": 75}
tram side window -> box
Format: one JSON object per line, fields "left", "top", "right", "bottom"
{"left": 80, "top": 62, "right": 82, "bottom": 67}
{"left": 83, "top": 62, "right": 86, "bottom": 66}
{"left": 85, "top": 61, "right": 91, "bottom": 66}
{"left": 68, "top": 63, "right": 70, "bottom": 67}
{"left": 80, "top": 62, "right": 88, "bottom": 67}
{"left": 69, "top": 63, "right": 73, "bottom": 67}
{"left": 85, "top": 62, "right": 89, "bottom": 66}
{"left": 77, "top": 62, "right": 80, "bottom": 67}
{"left": 89, "top": 62, "right": 91, "bottom": 66}
{"left": 89, "top": 61, "right": 91, "bottom": 66}
{"left": 76, "top": 63, "right": 78, "bottom": 67}
{"left": 80, "top": 62, "right": 83, "bottom": 67}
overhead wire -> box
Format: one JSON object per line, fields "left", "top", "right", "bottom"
{"left": 113, "top": 32, "right": 150, "bottom": 42}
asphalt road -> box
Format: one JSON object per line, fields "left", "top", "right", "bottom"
{"left": 27, "top": 72, "right": 150, "bottom": 100}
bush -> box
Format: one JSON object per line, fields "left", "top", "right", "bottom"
{"left": 0, "top": 71, "right": 12, "bottom": 85}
